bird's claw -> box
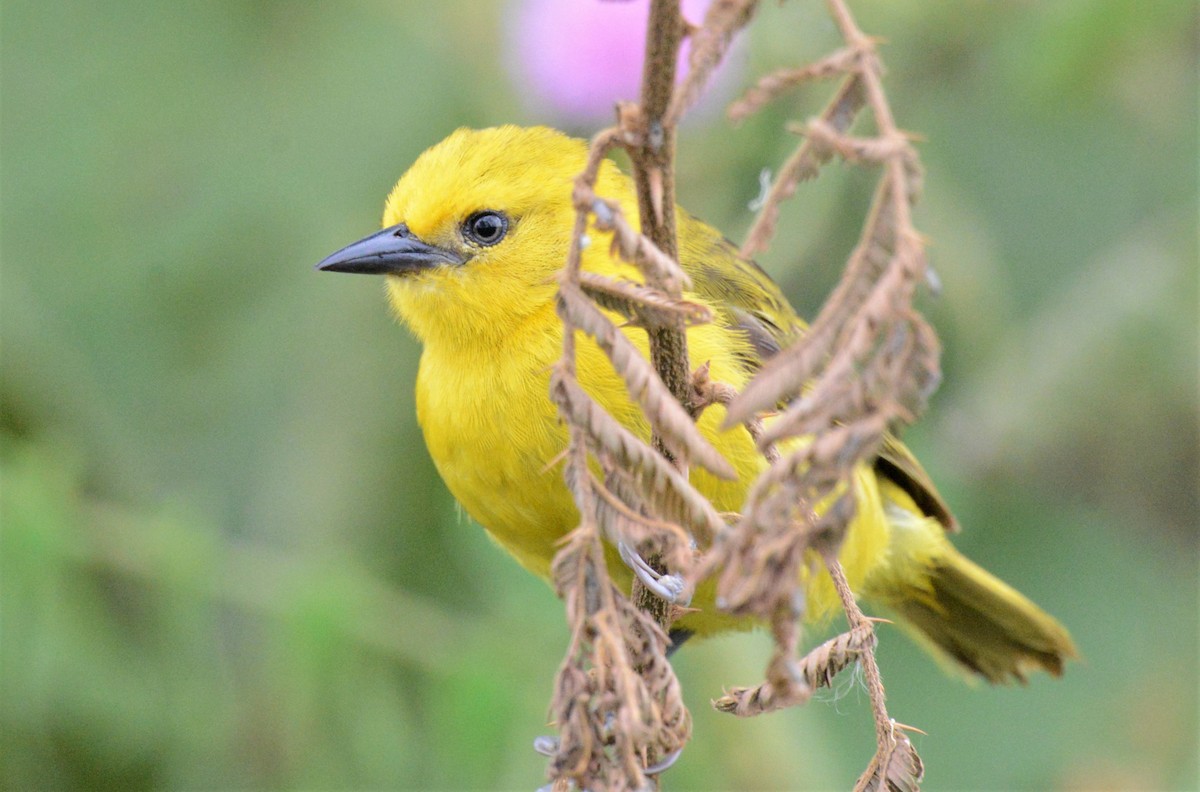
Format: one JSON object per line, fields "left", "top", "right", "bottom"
{"left": 645, "top": 747, "right": 684, "bottom": 774}
{"left": 618, "top": 542, "right": 693, "bottom": 605}
{"left": 532, "top": 735, "right": 558, "bottom": 757}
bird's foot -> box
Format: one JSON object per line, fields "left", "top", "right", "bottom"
{"left": 618, "top": 541, "right": 692, "bottom": 605}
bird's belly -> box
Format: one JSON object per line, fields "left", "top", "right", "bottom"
{"left": 416, "top": 354, "right": 576, "bottom": 578}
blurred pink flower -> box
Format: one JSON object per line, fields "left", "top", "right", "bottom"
{"left": 504, "top": 0, "right": 744, "bottom": 127}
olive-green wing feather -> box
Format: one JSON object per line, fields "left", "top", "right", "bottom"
{"left": 874, "top": 435, "right": 958, "bottom": 531}
{"left": 679, "top": 221, "right": 957, "bottom": 531}
{"left": 678, "top": 223, "right": 800, "bottom": 370}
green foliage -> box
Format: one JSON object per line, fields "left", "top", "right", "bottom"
{"left": 2, "top": 1, "right": 1196, "bottom": 789}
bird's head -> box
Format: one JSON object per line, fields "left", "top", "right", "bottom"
{"left": 318, "top": 126, "right": 626, "bottom": 347}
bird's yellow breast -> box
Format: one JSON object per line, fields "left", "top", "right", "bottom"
{"left": 415, "top": 317, "right": 575, "bottom": 578}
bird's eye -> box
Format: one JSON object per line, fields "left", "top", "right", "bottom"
{"left": 463, "top": 211, "right": 509, "bottom": 247}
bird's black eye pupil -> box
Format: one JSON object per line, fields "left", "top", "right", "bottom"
{"left": 465, "top": 211, "right": 508, "bottom": 246}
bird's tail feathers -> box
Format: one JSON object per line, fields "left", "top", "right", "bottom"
{"left": 867, "top": 495, "right": 1077, "bottom": 684}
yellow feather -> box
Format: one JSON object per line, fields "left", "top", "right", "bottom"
{"left": 330, "top": 125, "right": 1074, "bottom": 682}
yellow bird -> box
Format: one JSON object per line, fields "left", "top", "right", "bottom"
{"left": 318, "top": 125, "right": 1074, "bottom": 683}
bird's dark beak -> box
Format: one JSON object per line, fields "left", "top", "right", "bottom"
{"left": 315, "top": 223, "right": 465, "bottom": 275}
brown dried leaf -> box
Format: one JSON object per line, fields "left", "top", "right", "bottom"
{"left": 727, "top": 171, "right": 904, "bottom": 426}
{"left": 712, "top": 622, "right": 876, "bottom": 717}
{"left": 797, "top": 119, "right": 915, "bottom": 167}
{"left": 590, "top": 467, "right": 693, "bottom": 572}
{"left": 558, "top": 283, "right": 735, "bottom": 480}
{"left": 667, "top": 0, "right": 759, "bottom": 126}
{"left": 588, "top": 194, "right": 691, "bottom": 293}
{"left": 798, "top": 624, "right": 876, "bottom": 690}
{"left": 728, "top": 45, "right": 861, "bottom": 121}
{"left": 855, "top": 729, "right": 925, "bottom": 792}
{"left": 712, "top": 676, "right": 810, "bottom": 717}
{"left": 550, "top": 366, "right": 727, "bottom": 542}
{"left": 740, "top": 74, "right": 867, "bottom": 258}
{"left": 578, "top": 271, "right": 713, "bottom": 328}
{"left": 549, "top": 507, "right": 690, "bottom": 791}
{"left": 692, "top": 484, "right": 816, "bottom": 619}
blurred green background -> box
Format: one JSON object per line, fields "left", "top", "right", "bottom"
{"left": 3, "top": 1, "right": 1196, "bottom": 790}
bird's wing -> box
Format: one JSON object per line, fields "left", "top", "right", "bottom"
{"left": 874, "top": 435, "right": 958, "bottom": 531}
{"left": 679, "top": 228, "right": 802, "bottom": 372}
{"left": 680, "top": 225, "right": 957, "bottom": 532}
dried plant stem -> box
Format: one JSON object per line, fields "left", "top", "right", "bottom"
{"left": 544, "top": 2, "right": 764, "bottom": 784}
{"left": 623, "top": 0, "right": 691, "bottom": 639}
{"left": 630, "top": 0, "right": 687, "bottom": 407}
{"left": 547, "top": 0, "right": 938, "bottom": 787}
{"left": 548, "top": 118, "right": 696, "bottom": 785}
{"left": 824, "top": 554, "right": 889, "bottom": 741}
{"left": 692, "top": 1, "right": 934, "bottom": 787}
{"left": 825, "top": 554, "right": 925, "bottom": 792}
